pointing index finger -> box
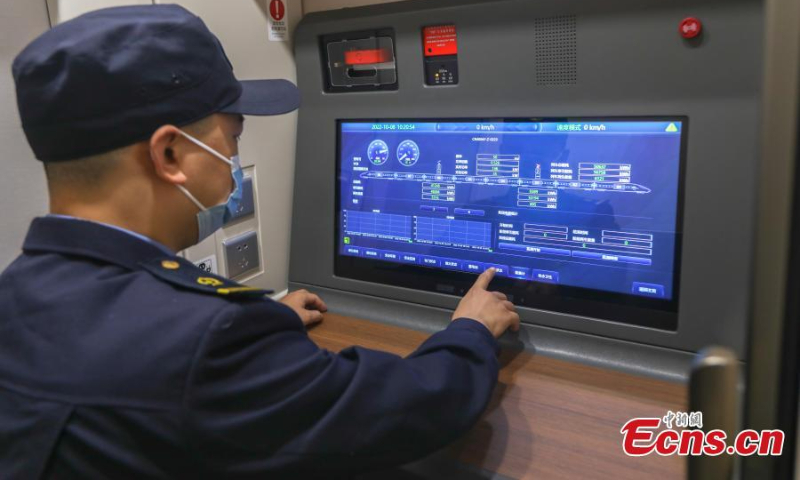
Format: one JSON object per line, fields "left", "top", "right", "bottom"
{"left": 472, "top": 267, "right": 496, "bottom": 291}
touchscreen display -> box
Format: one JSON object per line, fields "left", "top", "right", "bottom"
{"left": 336, "top": 118, "right": 685, "bottom": 328}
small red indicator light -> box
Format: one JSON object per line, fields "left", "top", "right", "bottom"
{"left": 679, "top": 17, "right": 702, "bottom": 39}
{"left": 344, "top": 49, "right": 391, "bottom": 65}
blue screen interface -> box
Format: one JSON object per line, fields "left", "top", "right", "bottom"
{"left": 338, "top": 120, "right": 684, "bottom": 300}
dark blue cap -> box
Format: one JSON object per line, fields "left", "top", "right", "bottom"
{"left": 12, "top": 4, "right": 300, "bottom": 162}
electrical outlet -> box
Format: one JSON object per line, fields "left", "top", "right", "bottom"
{"left": 225, "top": 176, "right": 255, "bottom": 224}
{"left": 223, "top": 230, "right": 260, "bottom": 278}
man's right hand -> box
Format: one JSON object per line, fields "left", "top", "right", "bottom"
{"left": 452, "top": 268, "right": 520, "bottom": 338}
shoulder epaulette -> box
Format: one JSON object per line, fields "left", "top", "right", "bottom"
{"left": 140, "top": 257, "right": 273, "bottom": 299}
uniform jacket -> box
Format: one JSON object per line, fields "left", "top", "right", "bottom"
{"left": 0, "top": 216, "right": 500, "bottom": 479}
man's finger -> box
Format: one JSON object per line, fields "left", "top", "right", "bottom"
{"left": 305, "top": 293, "right": 328, "bottom": 312}
{"left": 502, "top": 300, "right": 515, "bottom": 311}
{"left": 303, "top": 309, "right": 324, "bottom": 326}
{"left": 472, "top": 267, "right": 496, "bottom": 291}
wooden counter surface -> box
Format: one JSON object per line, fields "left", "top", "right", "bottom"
{"left": 308, "top": 313, "right": 687, "bottom": 480}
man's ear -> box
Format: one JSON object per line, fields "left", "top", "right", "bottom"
{"left": 149, "top": 125, "right": 187, "bottom": 185}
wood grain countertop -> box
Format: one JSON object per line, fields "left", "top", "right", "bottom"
{"left": 308, "top": 313, "right": 688, "bottom": 479}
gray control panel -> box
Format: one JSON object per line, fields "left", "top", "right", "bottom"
{"left": 290, "top": 0, "right": 762, "bottom": 363}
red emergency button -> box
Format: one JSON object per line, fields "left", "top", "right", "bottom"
{"left": 679, "top": 17, "right": 702, "bottom": 39}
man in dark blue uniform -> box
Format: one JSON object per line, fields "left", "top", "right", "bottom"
{"left": 0, "top": 5, "right": 520, "bottom": 479}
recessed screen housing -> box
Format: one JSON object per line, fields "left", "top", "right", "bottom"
{"left": 335, "top": 118, "right": 687, "bottom": 330}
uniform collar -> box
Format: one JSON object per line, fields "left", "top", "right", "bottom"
{"left": 22, "top": 216, "right": 177, "bottom": 271}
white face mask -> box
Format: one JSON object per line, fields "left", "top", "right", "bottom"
{"left": 175, "top": 130, "right": 243, "bottom": 243}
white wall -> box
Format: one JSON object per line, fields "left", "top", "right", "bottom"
{"left": 45, "top": 0, "right": 152, "bottom": 23}
{"left": 0, "top": 2, "right": 51, "bottom": 271}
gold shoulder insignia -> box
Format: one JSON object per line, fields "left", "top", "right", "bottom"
{"left": 140, "top": 257, "right": 273, "bottom": 298}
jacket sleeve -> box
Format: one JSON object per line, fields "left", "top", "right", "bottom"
{"left": 182, "top": 299, "right": 499, "bottom": 478}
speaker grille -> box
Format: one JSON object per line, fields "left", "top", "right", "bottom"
{"left": 534, "top": 15, "right": 577, "bottom": 86}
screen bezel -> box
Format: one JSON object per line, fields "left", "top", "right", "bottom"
{"left": 334, "top": 116, "right": 688, "bottom": 331}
